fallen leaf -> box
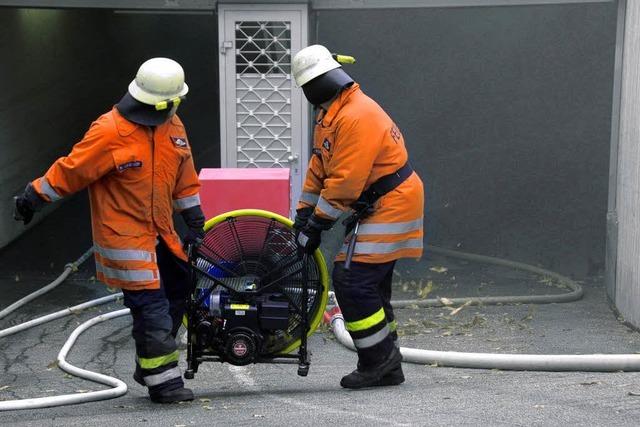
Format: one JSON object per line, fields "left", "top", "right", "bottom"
{"left": 253, "top": 414, "right": 265, "bottom": 418}
{"left": 460, "top": 376, "right": 471, "bottom": 379}
{"left": 202, "top": 405, "right": 213, "bottom": 410}
{"left": 580, "top": 381, "right": 601, "bottom": 386}
{"left": 534, "top": 405, "right": 545, "bottom": 409}
{"left": 75, "top": 389, "right": 90, "bottom": 393}
{"left": 47, "top": 360, "right": 59, "bottom": 370}
{"left": 430, "top": 266, "right": 448, "bottom": 274}
{"left": 0, "top": 385, "right": 9, "bottom": 391}
{"left": 628, "top": 391, "right": 640, "bottom": 396}
{"left": 440, "top": 297, "right": 454, "bottom": 306}
{"left": 199, "top": 398, "right": 211, "bottom": 403}
{"left": 449, "top": 301, "right": 472, "bottom": 316}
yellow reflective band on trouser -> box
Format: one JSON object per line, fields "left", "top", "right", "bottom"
{"left": 388, "top": 319, "right": 398, "bottom": 332}
{"left": 138, "top": 350, "right": 180, "bottom": 370}
{"left": 345, "top": 307, "right": 386, "bottom": 332}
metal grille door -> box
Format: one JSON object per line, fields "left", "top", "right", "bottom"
{"left": 219, "top": 5, "right": 309, "bottom": 217}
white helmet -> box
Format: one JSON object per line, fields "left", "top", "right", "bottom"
{"left": 128, "top": 57, "right": 189, "bottom": 106}
{"left": 292, "top": 45, "right": 341, "bottom": 87}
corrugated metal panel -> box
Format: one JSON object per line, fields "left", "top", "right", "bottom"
{"left": 615, "top": 0, "right": 640, "bottom": 326}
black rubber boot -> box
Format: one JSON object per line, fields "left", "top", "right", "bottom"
{"left": 149, "top": 386, "right": 194, "bottom": 403}
{"left": 133, "top": 365, "right": 145, "bottom": 386}
{"left": 341, "top": 346, "right": 403, "bottom": 389}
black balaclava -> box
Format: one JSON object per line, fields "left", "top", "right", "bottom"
{"left": 302, "top": 67, "right": 354, "bottom": 107}
{"left": 116, "top": 92, "right": 177, "bottom": 126}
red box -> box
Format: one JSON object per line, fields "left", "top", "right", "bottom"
{"left": 198, "top": 168, "right": 291, "bottom": 219}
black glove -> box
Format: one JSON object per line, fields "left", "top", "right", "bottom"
{"left": 13, "top": 183, "right": 45, "bottom": 226}
{"left": 296, "top": 215, "right": 334, "bottom": 254}
{"left": 293, "top": 206, "right": 314, "bottom": 231}
{"left": 183, "top": 227, "right": 205, "bottom": 250}
{"left": 180, "top": 205, "right": 206, "bottom": 251}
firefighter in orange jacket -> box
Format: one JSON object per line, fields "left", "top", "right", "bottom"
{"left": 292, "top": 45, "right": 424, "bottom": 389}
{"left": 13, "top": 58, "right": 202, "bottom": 403}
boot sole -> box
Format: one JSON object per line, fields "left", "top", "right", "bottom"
{"left": 150, "top": 393, "right": 194, "bottom": 404}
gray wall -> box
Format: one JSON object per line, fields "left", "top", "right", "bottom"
{"left": 315, "top": 3, "right": 617, "bottom": 278}
{"left": 0, "top": 8, "right": 220, "bottom": 249}
{"left": 613, "top": 0, "right": 640, "bottom": 326}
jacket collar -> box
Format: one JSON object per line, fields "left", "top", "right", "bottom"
{"left": 318, "top": 83, "right": 360, "bottom": 127}
{"left": 112, "top": 106, "right": 139, "bottom": 137}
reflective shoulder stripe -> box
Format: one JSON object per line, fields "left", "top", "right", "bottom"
{"left": 138, "top": 350, "right": 180, "bottom": 370}
{"left": 346, "top": 307, "right": 386, "bottom": 332}
{"left": 340, "top": 238, "right": 423, "bottom": 255}
{"left": 317, "top": 196, "right": 343, "bottom": 220}
{"left": 95, "top": 244, "right": 155, "bottom": 262}
{"left": 357, "top": 219, "right": 423, "bottom": 236}
{"left": 143, "top": 366, "right": 182, "bottom": 386}
{"left": 173, "top": 193, "right": 201, "bottom": 210}
{"left": 352, "top": 324, "right": 390, "bottom": 349}
{"left": 39, "top": 177, "right": 63, "bottom": 202}
{"left": 96, "top": 262, "right": 158, "bottom": 282}
{"left": 299, "top": 192, "right": 319, "bottom": 206}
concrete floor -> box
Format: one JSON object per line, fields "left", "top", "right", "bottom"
{"left": 1, "top": 195, "right": 640, "bottom": 426}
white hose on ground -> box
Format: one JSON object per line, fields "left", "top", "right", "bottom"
{"left": 0, "top": 293, "right": 123, "bottom": 339}
{"left": 391, "top": 245, "right": 583, "bottom": 308}
{"left": 0, "top": 248, "right": 132, "bottom": 411}
{"left": 0, "top": 308, "right": 130, "bottom": 411}
{"left": 0, "top": 247, "right": 94, "bottom": 320}
{"left": 330, "top": 314, "right": 640, "bottom": 371}
{"left": 328, "top": 246, "right": 640, "bottom": 372}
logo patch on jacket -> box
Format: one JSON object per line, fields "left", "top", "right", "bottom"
{"left": 322, "top": 138, "right": 331, "bottom": 151}
{"left": 171, "top": 136, "right": 188, "bottom": 147}
{"left": 117, "top": 161, "right": 142, "bottom": 172}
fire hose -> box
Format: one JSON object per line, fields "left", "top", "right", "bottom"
{"left": 1, "top": 243, "right": 640, "bottom": 412}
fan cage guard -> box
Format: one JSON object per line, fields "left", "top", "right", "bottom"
{"left": 195, "top": 209, "right": 329, "bottom": 356}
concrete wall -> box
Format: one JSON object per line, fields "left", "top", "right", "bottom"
{"left": 0, "top": 8, "right": 220, "bottom": 249}
{"left": 613, "top": 0, "right": 640, "bottom": 326}
{"left": 314, "top": 3, "right": 617, "bottom": 278}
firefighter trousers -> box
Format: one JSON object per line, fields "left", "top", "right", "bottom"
{"left": 332, "top": 260, "right": 397, "bottom": 368}
{"left": 122, "top": 239, "right": 189, "bottom": 395}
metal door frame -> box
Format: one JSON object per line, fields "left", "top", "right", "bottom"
{"left": 218, "top": 3, "right": 309, "bottom": 218}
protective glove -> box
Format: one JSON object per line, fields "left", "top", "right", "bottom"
{"left": 180, "top": 205, "right": 206, "bottom": 252}
{"left": 293, "top": 206, "right": 314, "bottom": 231}
{"left": 13, "top": 183, "right": 45, "bottom": 226}
{"left": 183, "top": 227, "right": 205, "bottom": 251}
{"left": 296, "top": 215, "right": 334, "bottom": 254}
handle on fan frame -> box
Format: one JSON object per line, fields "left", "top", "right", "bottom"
{"left": 298, "top": 252, "right": 310, "bottom": 376}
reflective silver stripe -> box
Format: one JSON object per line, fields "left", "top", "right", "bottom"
{"left": 316, "top": 196, "right": 343, "bottom": 220}
{"left": 39, "top": 177, "right": 63, "bottom": 202}
{"left": 96, "top": 262, "right": 158, "bottom": 282}
{"left": 352, "top": 324, "right": 390, "bottom": 349}
{"left": 173, "top": 193, "right": 201, "bottom": 210}
{"left": 299, "top": 192, "right": 319, "bottom": 206}
{"left": 339, "top": 238, "right": 423, "bottom": 255}
{"left": 357, "top": 219, "right": 423, "bottom": 236}
{"left": 95, "top": 244, "right": 155, "bottom": 262}
{"left": 143, "top": 367, "right": 182, "bottom": 387}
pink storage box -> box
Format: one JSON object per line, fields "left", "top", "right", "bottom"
{"left": 198, "top": 168, "right": 291, "bottom": 219}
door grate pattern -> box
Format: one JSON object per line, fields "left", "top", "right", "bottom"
{"left": 235, "top": 21, "right": 292, "bottom": 168}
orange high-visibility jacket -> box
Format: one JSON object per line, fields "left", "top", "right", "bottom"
{"left": 32, "top": 107, "right": 201, "bottom": 290}
{"left": 297, "top": 83, "right": 424, "bottom": 264}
